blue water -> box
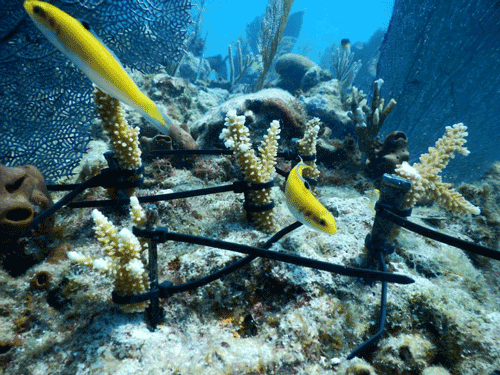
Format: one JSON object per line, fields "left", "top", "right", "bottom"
{"left": 202, "top": 0, "right": 394, "bottom": 63}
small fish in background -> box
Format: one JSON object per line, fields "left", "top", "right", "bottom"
{"left": 341, "top": 38, "right": 351, "bottom": 52}
{"left": 285, "top": 162, "right": 337, "bottom": 234}
{"left": 23, "top": 0, "right": 197, "bottom": 149}
{"left": 364, "top": 188, "right": 380, "bottom": 213}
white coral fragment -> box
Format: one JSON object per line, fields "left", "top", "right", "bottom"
{"left": 396, "top": 123, "right": 480, "bottom": 215}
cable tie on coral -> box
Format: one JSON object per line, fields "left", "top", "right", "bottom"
{"left": 231, "top": 180, "right": 249, "bottom": 194}
{"left": 364, "top": 233, "right": 395, "bottom": 256}
{"left": 243, "top": 200, "right": 275, "bottom": 213}
{"left": 132, "top": 226, "right": 169, "bottom": 243}
{"left": 238, "top": 180, "right": 276, "bottom": 221}
{"left": 246, "top": 180, "right": 275, "bottom": 191}
{"left": 104, "top": 151, "right": 144, "bottom": 175}
{"left": 111, "top": 289, "right": 159, "bottom": 305}
{"left": 375, "top": 201, "right": 412, "bottom": 218}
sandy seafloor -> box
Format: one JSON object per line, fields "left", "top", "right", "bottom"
{"left": 1, "top": 145, "right": 500, "bottom": 375}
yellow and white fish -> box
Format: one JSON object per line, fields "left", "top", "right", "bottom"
{"left": 285, "top": 162, "right": 337, "bottom": 234}
{"left": 23, "top": 1, "right": 196, "bottom": 149}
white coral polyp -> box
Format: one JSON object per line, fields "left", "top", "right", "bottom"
{"left": 130, "top": 196, "right": 146, "bottom": 225}
{"left": 128, "top": 258, "right": 145, "bottom": 276}
{"left": 118, "top": 228, "right": 141, "bottom": 253}
{"left": 93, "top": 258, "right": 110, "bottom": 271}
{"left": 92, "top": 209, "right": 107, "bottom": 224}
{"left": 238, "top": 143, "right": 250, "bottom": 152}
{"left": 397, "top": 161, "right": 421, "bottom": 180}
{"left": 67, "top": 251, "right": 86, "bottom": 262}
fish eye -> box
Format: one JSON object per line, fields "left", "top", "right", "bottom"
{"left": 33, "top": 5, "right": 45, "bottom": 17}
{"left": 81, "top": 20, "right": 91, "bottom": 30}
{"left": 312, "top": 216, "right": 327, "bottom": 227}
{"left": 48, "top": 18, "right": 55, "bottom": 28}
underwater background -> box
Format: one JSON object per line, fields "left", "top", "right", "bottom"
{"left": 1, "top": 0, "right": 500, "bottom": 374}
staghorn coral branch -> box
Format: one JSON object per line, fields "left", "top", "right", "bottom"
{"left": 395, "top": 123, "right": 480, "bottom": 215}
{"left": 220, "top": 110, "right": 281, "bottom": 231}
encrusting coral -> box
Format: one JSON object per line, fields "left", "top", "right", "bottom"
{"left": 94, "top": 87, "right": 142, "bottom": 171}
{"left": 220, "top": 110, "right": 280, "bottom": 231}
{"left": 68, "top": 196, "right": 149, "bottom": 312}
{"left": 395, "top": 123, "right": 480, "bottom": 215}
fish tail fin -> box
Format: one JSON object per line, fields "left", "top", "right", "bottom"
{"left": 143, "top": 104, "right": 174, "bottom": 135}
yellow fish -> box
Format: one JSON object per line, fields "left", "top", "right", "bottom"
{"left": 285, "top": 162, "right": 337, "bottom": 234}
{"left": 23, "top": 1, "right": 196, "bottom": 148}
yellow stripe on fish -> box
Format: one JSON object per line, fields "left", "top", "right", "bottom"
{"left": 285, "top": 162, "right": 337, "bottom": 234}
{"left": 23, "top": 0, "right": 174, "bottom": 136}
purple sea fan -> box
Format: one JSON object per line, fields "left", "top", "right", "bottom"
{"left": 0, "top": 0, "right": 193, "bottom": 183}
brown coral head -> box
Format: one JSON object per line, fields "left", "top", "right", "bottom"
{"left": 380, "top": 131, "right": 410, "bottom": 165}
{"left": 366, "top": 131, "right": 410, "bottom": 181}
{"left": 169, "top": 123, "right": 198, "bottom": 150}
{"left": 0, "top": 165, "right": 53, "bottom": 240}
{"left": 260, "top": 97, "right": 303, "bottom": 130}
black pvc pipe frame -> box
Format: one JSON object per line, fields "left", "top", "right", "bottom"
{"left": 21, "top": 149, "right": 500, "bottom": 361}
